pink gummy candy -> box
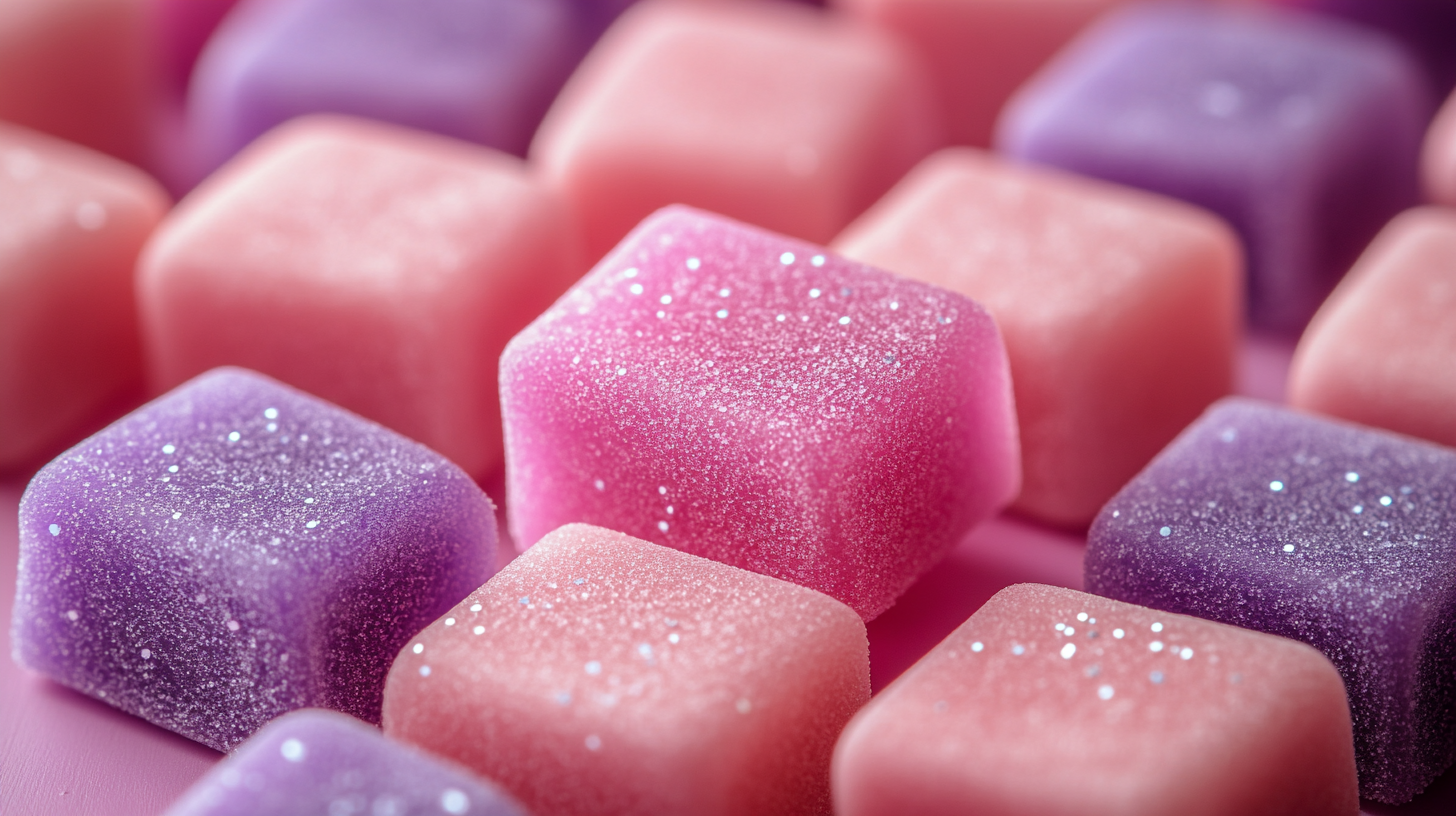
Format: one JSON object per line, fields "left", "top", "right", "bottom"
{"left": 138, "top": 114, "right": 584, "bottom": 478}
{"left": 531, "top": 0, "right": 944, "bottom": 260}
{"left": 383, "top": 523, "right": 870, "bottom": 816}
{"left": 500, "top": 206, "right": 1020, "bottom": 620}
{"left": 834, "top": 148, "right": 1240, "bottom": 527}
{"left": 834, "top": 584, "right": 1359, "bottom": 816}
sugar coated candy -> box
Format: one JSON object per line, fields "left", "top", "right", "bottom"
{"left": 500, "top": 206, "right": 1019, "bottom": 620}
{"left": 0, "top": 121, "right": 169, "bottom": 471}
{"left": 1289, "top": 207, "right": 1456, "bottom": 449}
{"left": 12, "top": 367, "right": 497, "bottom": 750}
{"left": 1086, "top": 398, "right": 1456, "bottom": 803}
{"left": 383, "top": 523, "right": 869, "bottom": 816}
{"left": 164, "top": 709, "right": 529, "bottom": 816}
{"left": 834, "top": 584, "right": 1358, "bottom": 816}
{"left": 834, "top": 148, "right": 1239, "bottom": 527}
{"left": 998, "top": 2, "right": 1428, "bottom": 332}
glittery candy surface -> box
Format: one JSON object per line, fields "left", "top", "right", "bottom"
{"left": 11, "top": 368, "right": 496, "bottom": 750}
{"left": 1086, "top": 398, "right": 1456, "bottom": 803}
{"left": 500, "top": 206, "right": 1019, "bottom": 620}
{"left": 833, "top": 584, "right": 1358, "bottom": 816}
{"left": 383, "top": 523, "right": 869, "bottom": 816}
{"left": 164, "top": 709, "right": 528, "bottom": 816}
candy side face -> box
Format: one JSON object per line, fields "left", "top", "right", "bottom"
{"left": 1422, "top": 86, "right": 1456, "bottom": 205}
{"left": 998, "top": 3, "right": 1428, "bottom": 332}
{"left": 1289, "top": 207, "right": 1456, "bottom": 449}
{"left": 1086, "top": 398, "right": 1456, "bottom": 803}
{"left": 834, "top": 147, "right": 1240, "bottom": 527}
{"left": 383, "top": 523, "right": 869, "bottom": 816}
{"left": 833, "top": 584, "right": 1358, "bottom": 816}
{"left": 12, "top": 368, "right": 497, "bottom": 751}
{"left": 501, "top": 206, "right": 1019, "bottom": 619}
{"left": 164, "top": 709, "right": 528, "bottom": 816}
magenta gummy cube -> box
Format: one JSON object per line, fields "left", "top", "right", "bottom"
{"left": 188, "top": 0, "right": 588, "bottom": 174}
{"left": 11, "top": 368, "right": 496, "bottom": 751}
{"left": 1086, "top": 398, "right": 1456, "bottom": 803}
{"left": 997, "top": 3, "right": 1429, "bottom": 332}
{"left": 501, "top": 206, "right": 1019, "bottom": 620}
{"left": 164, "top": 709, "right": 527, "bottom": 816}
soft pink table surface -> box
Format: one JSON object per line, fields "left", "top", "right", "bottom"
{"left": 2, "top": 334, "right": 1453, "bottom": 814}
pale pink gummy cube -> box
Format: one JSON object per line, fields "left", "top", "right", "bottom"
{"left": 834, "top": 149, "right": 1240, "bottom": 527}
{"left": 382, "top": 523, "right": 870, "bottom": 816}
{"left": 0, "top": 0, "right": 155, "bottom": 168}
{"left": 138, "top": 115, "right": 584, "bottom": 478}
{"left": 834, "top": 584, "right": 1359, "bottom": 816}
{"left": 1289, "top": 207, "right": 1456, "bottom": 449}
{"left": 1423, "top": 86, "right": 1456, "bottom": 206}
{"left": 831, "top": 0, "right": 1124, "bottom": 147}
{"left": 501, "top": 206, "right": 1020, "bottom": 620}
{"left": 0, "top": 122, "right": 169, "bottom": 469}
{"left": 530, "top": 0, "right": 944, "bottom": 260}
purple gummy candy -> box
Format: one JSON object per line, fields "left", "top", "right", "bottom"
{"left": 163, "top": 709, "right": 529, "bottom": 816}
{"left": 997, "top": 3, "right": 1429, "bottom": 333}
{"left": 11, "top": 368, "right": 496, "bottom": 750}
{"left": 1287, "top": 0, "right": 1456, "bottom": 91}
{"left": 1085, "top": 398, "right": 1456, "bottom": 803}
{"left": 500, "top": 206, "right": 1020, "bottom": 621}
{"left": 188, "top": 0, "right": 588, "bottom": 176}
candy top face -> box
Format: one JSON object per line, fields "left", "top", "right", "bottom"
{"left": 165, "top": 709, "right": 527, "bottom": 816}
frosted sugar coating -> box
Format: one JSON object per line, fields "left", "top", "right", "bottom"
{"left": 383, "top": 523, "right": 869, "bottom": 816}
{"left": 12, "top": 368, "right": 496, "bottom": 750}
{"left": 164, "top": 709, "right": 527, "bottom": 816}
{"left": 500, "top": 206, "right": 1019, "bottom": 620}
{"left": 1086, "top": 398, "right": 1456, "bottom": 803}
{"left": 834, "top": 584, "right": 1358, "bottom": 816}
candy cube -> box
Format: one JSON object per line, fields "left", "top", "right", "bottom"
{"left": 139, "top": 115, "right": 583, "bottom": 479}
{"left": 500, "top": 206, "right": 1019, "bottom": 620}
{"left": 1423, "top": 86, "right": 1456, "bottom": 205}
{"left": 11, "top": 368, "right": 497, "bottom": 750}
{"left": 0, "top": 0, "right": 154, "bottom": 167}
{"left": 164, "top": 709, "right": 527, "bottom": 816}
{"left": 831, "top": 0, "right": 1123, "bottom": 147}
{"left": 834, "top": 148, "right": 1240, "bottom": 527}
{"left": 382, "top": 523, "right": 869, "bottom": 816}
{"left": 835, "top": 584, "right": 1358, "bottom": 816}
{"left": 188, "top": 0, "right": 588, "bottom": 175}
{"left": 1086, "top": 398, "right": 1456, "bottom": 803}
{"left": 531, "top": 0, "right": 944, "bottom": 259}
{"left": 1289, "top": 208, "right": 1456, "bottom": 448}
{"left": 0, "top": 122, "right": 169, "bottom": 470}
{"left": 998, "top": 3, "right": 1429, "bottom": 331}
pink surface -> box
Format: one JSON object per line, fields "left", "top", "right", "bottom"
{"left": 1290, "top": 207, "right": 1456, "bottom": 449}
{"left": 138, "top": 115, "right": 584, "bottom": 478}
{"left": 1422, "top": 87, "right": 1456, "bottom": 206}
{"left": 831, "top": 0, "right": 1123, "bottom": 147}
{"left": 501, "top": 206, "right": 1019, "bottom": 620}
{"left": 0, "top": 122, "right": 169, "bottom": 469}
{"left": 835, "top": 584, "right": 1360, "bottom": 816}
{"left": 531, "top": 0, "right": 944, "bottom": 260}
{"left": 834, "top": 148, "right": 1241, "bottom": 527}
{"left": 382, "top": 523, "right": 869, "bottom": 816}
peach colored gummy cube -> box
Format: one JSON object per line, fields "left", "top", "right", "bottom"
{"left": 834, "top": 149, "right": 1240, "bottom": 527}
{"left": 0, "top": 0, "right": 155, "bottom": 168}
{"left": 833, "top": 584, "right": 1359, "bottom": 816}
{"left": 138, "top": 115, "right": 584, "bottom": 478}
{"left": 383, "top": 523, "right": 870, "bottom": 816}
{"left": 1422, "top": 86, "right": 1456, "bottom": 206}
{"left": 1289, "top": 207, "right": 1456, "bottom": 448}
{"left": 0, "top": 122, "right": 169, "bottom": 469}
{"left": 531, "top": 0, "right": 944, "bottom": 260}
{"left": 831, "top": 0, "right": 1124, "bottom": 147}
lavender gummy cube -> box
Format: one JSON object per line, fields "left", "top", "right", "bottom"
{"left": 11, "top": 368, "right": 496, "bottom": 751}
{"left": 501, "top": 206, "right": 1020, "bottom": 621}
{"left": 997, "top": 3, "right": 1429, "bottom": 332}
{"left": 188, "top": 0, "right": 588, "bottom": 175}
{"left": 1086, "top": 398, "right": 1456, "bottom": 803}
{"left": 164, "top": 709, "right": 528, "bottom": 816}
